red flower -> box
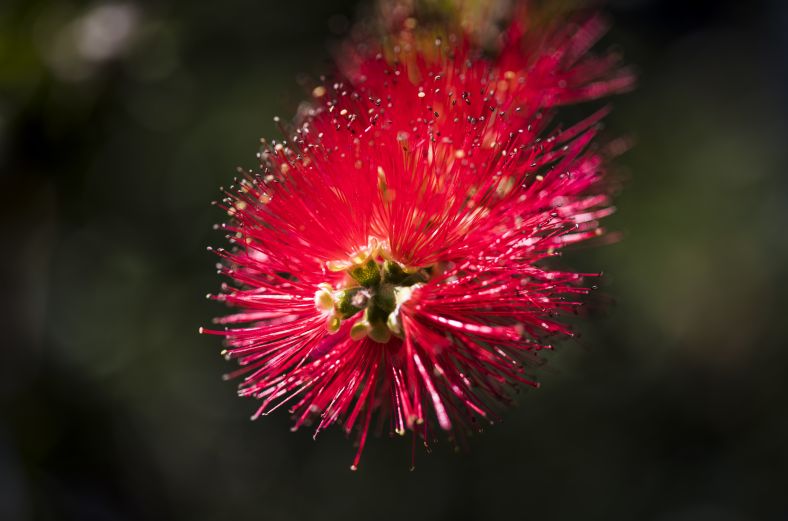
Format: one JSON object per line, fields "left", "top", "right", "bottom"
{"left": 202, "top": 10, "right": 632, "bottom": 469}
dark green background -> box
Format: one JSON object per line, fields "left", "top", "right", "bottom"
{"left": 3, "top": 0, "right": 787, "bottom": 519}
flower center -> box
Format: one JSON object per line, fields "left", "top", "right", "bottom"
{"left": 315, "top": 254, "right": 431, "bottom": 344}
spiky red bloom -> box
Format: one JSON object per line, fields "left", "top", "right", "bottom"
{"left": 203, "top": 12, "right": 631, "bottom": 469}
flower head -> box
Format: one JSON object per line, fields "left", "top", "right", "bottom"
{"left": 203, "top": 4, "right": 632, "bottom": 469}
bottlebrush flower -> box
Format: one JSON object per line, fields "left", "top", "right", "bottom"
{"left": 202, "top": 6, "right": 632, "bottom": 469}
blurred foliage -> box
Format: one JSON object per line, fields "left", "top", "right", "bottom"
{"left": 2, "top": 0, "right": 788, "bottom": 520}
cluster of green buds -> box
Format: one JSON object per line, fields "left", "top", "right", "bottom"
{"left": 315, "top": 243, "right": 430, "bottom": 344}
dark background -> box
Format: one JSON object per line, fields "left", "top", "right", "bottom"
{"left": 2, "top": 0, "right": 787, "bottom": 519}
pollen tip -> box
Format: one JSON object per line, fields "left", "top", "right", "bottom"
{"left": 349, "top": 465, "right": 358, "bottom": 471}
{"left": 198, "top": 326, "right": 205, "bottom": 334}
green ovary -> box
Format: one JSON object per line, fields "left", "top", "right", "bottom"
{"left": 316, "top": 257, "right": 430, "bottom": 344}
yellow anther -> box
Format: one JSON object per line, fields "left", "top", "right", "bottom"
{"left": 326, "top": 259, "right": 353, "bottom": 271}
{"left": 368, "top": 323, "right": 391, "bottom": 344}
{"left": 314, "top": 287, "right": 335, "bottom": 312}
{"left": 326, "top": 314, "right": 341, "bottom": 334}
{"left": 386, "top": 311, "right": 402, "bottom": 335}
{"left": 350, "top": 319, "right": 371, "bottom": 341}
